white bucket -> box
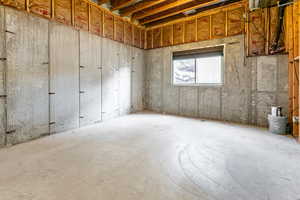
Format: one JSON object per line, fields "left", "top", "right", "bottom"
{"left": 268, "top": 114, "right": 287, "bottom": 135}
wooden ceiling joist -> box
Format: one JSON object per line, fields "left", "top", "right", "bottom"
{"left": 145, "top": 14, "right": 185, "bottom": 27}
{"left": 132, "top": 0, "right": 195, "bottom": 20}
{"left": 119, "top": 0, "right": 168, "bottom": 17}
{"left": 111, "top": 0, "right": 136, "bottom": 11}
{"left": 146, "top": 0, "right": 244, "bottom": 29}
{"left": 140, "top": 0, "right": 223, "bottom": 25}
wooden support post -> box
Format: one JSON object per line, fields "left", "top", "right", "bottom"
{"left": 265, "top": 7, "right": 270, "bottom": 55}
{"left": 225, "top": 10, "right": 228, "bottom": 37}
{"left": 88, "top": 3, "right": 91, "bottom": 31}
{"left": 72, "top": 0, "right": 75, "bottom": 26}
{"left": 297, "top": 1, "right": 300, "bottom": 141}
{"left": 26, "top": 0, "right": 30, "bottom": 12}
{"left": 209, "top": 15, "right": 212, "bottom": 40}
{"left": 245, "top": 9, "right": 249, "bottom": 56}
{"left": 293, "top": 2, "right": 299, "bottom": 137}
{"left": 151, "top": 29, "right": 154, "bottom": 49}
{"left": 183, "top": 20, "right": 185, "bottom": 43}
{"left": 101, "top": 11, "right": 104, "bottom": 37}
{"left": 160, "top": 27, "right": 163, "bottom": 47}
{"left": 297, "top": 4, "right": 300, "bottom": 142}
{"left": 51, "top": 0, "right": 55, "bottom": 19}
{"left": 287, "top": 5, "right": 294, "bottom": 130}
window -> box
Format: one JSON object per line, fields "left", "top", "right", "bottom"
{"left": 173, "top": 46, "right": 224, "bottom": 85}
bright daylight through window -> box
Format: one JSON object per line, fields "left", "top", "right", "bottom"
{"left": 173, "top": 46, "right": 224, "bottom": 85}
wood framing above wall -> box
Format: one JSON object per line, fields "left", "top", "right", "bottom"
{"left": 144, "top": 1, "right": 246, "bottom": 49}
{"left": 143, "top": 1, "right": 288, "bottom": 58}
{"left": 0, "top": 0, "right": 146, "bottom": 49}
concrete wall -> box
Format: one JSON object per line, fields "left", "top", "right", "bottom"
{"left": 49, "top": 22, "right": 80, "bottom": 133}
{"left": 0, "top": 6, "right": 6, "bottom": 147}
{"left": 0, "top": 6, "right": 145, "bottom": 147}
{"left": 249, "top": 55, "right": 288, "bottom": 126}
{"left": 0, "top": 5, "right": 288, "bottom": 147}
{"left": 79, "top": 31, "right": 102, "bottom": 127}
{"left": 132, "top": 47, "right": 145, "bottom": 112}
{"left": 145, "top": 35, "right": 288, "bottom": 127}
{"left": 5, "top": 8, "right": 49, "bottom": 145}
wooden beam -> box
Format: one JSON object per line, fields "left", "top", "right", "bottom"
{"left": 287, "top": 5, "right": 294, "bottom": 136}
{"left": 140, "top": 0, "right": 223, "bottom": 25}
{"left": 51, "top": 0, "right": 55, "bottom": 18}
{"left": 98, "top": 0, "right": 109, "bottom": 4}
{"left": 293, "top": 2, "right": 299, "bottom": 137}
{"left": 144, "top": 14, "right": 185, "bottom": 27}
{"left": 146, "top": 1, "right": 244, "bottom": 29}
{"left": 111, "top": 0, "right": 136, "bottom": 11}
{"left": 132, "top": 0, "right": 195, "bottom": 20}
{"left": 119, "top": 0, "right": 167, "bottom": 17}
{"left": 72, "top": 0, "right": 75, "bottom": 25}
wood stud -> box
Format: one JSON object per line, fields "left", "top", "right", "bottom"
{"left": 146, "top": 2, "right": 246, "bottom": 49}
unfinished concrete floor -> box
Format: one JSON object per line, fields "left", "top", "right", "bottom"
{"left": 0, "top": 112, "right": 300, "bottom": 200}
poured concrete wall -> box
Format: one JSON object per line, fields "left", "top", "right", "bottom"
{"left": 5, "top": 8, "right": 49, "bottom": 145}
{"left": 145, "top": 35, "right": 288, "bottom": 126}
{"left": 102, "top": 39, "right": 120, "bottom": 120}
{"left": 0, "top": 6, "right": 6, "bottom": 147}
{"left": 79, "top": 31, "right": 102, "bottom": 127}
{"left": 0, "top": 6, "right": 145, "bottom": 147}
{"left": 250, "top": 55, "right": 289, "bottom": 126}
{"left": 119, "top": 44, "right": 132, "bottom": 116}
{"left": 49, "top": 22, "right": 80, "bottom": 133}
{"left": 145, "top": 49, "right": 163, "bottom": 112}
{"left": 131, "top": 47, "right": 145, "bottom": 112}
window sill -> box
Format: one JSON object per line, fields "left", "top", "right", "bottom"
{"left": 172, "top": 83, "right": 223, "bottom": 87}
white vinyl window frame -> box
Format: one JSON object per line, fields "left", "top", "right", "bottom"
{"left": 171, "top": 45, "right": 225, "bottom": 87}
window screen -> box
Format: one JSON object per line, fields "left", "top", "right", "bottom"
{"left": 173, "top": 46, "right": 224, "bottom": 85}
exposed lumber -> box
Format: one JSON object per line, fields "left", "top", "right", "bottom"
{"left": 197, "top": 16, "right": 211, "bottom": 41}
{"left": 1, "top": 0, "right": 145, "bottom": 50}
{"left": 140, "top": 0, "right": 221, "bottom": 25}
{"left": 115, "top": 17, "right": 124, "bottom": 42}
{"left": 103, "top": 12, "right": 114, "bottom": 40}
{"left": 153, "top": 28, "right": 162, "bottom": 48}
{"left": 162, "top": 25, "right": 173, "bottom": 46}
{"left": 246, "top": 8, "right": 266, "bottom": 56}
{"left": 132, "top": 0, "right": 195, "bottom": 20}
{"left": 173, "top": 22, "right": 184, "bottom": 44}
{"left": 184, "top": 19, "right": 196, "bottom": 42}
{"left": 98, "top": 0, "right": 109, "bottom": 4}
{"left": 298, "top": 2, "right": 300, "bottom": 142}
{"left": 119, "top": 0, "right": 167, "bottom": 17}
{"left": 144, "top": 14, "right": 185, "bottom": 27}
{"left": 74, "top": 0, "right": 89, "bottom": 31}
{"left": 28, "top": 0, "right": 51, "bottom": 18}
{"left": 144, "top": 1, "right": 245, "bottom": 49}
{"left": 90, "top": 5, "right": 103, "bottom": 36}
{"left": 293, "top": 2, "right": 299, "bottom": 137}
{"left": 146, "top": 30, "right": 153, "bottom": 48}
{"left": 55, "top": 0, "right": 72, "bottom": 25}
{"left": 211, "top": 11, "right": 226, "bottom": 38}
{"left": 1, "top": 0, "right": 26, "bottom": 10}
{"left": 124, "top": 21, "right": 133, "bottom": 45}
{"left": 111, "top": 0, "right": 136, "bottom": 11}
{"left": 145, "top": 0, "right": 244, "bottom": 28}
